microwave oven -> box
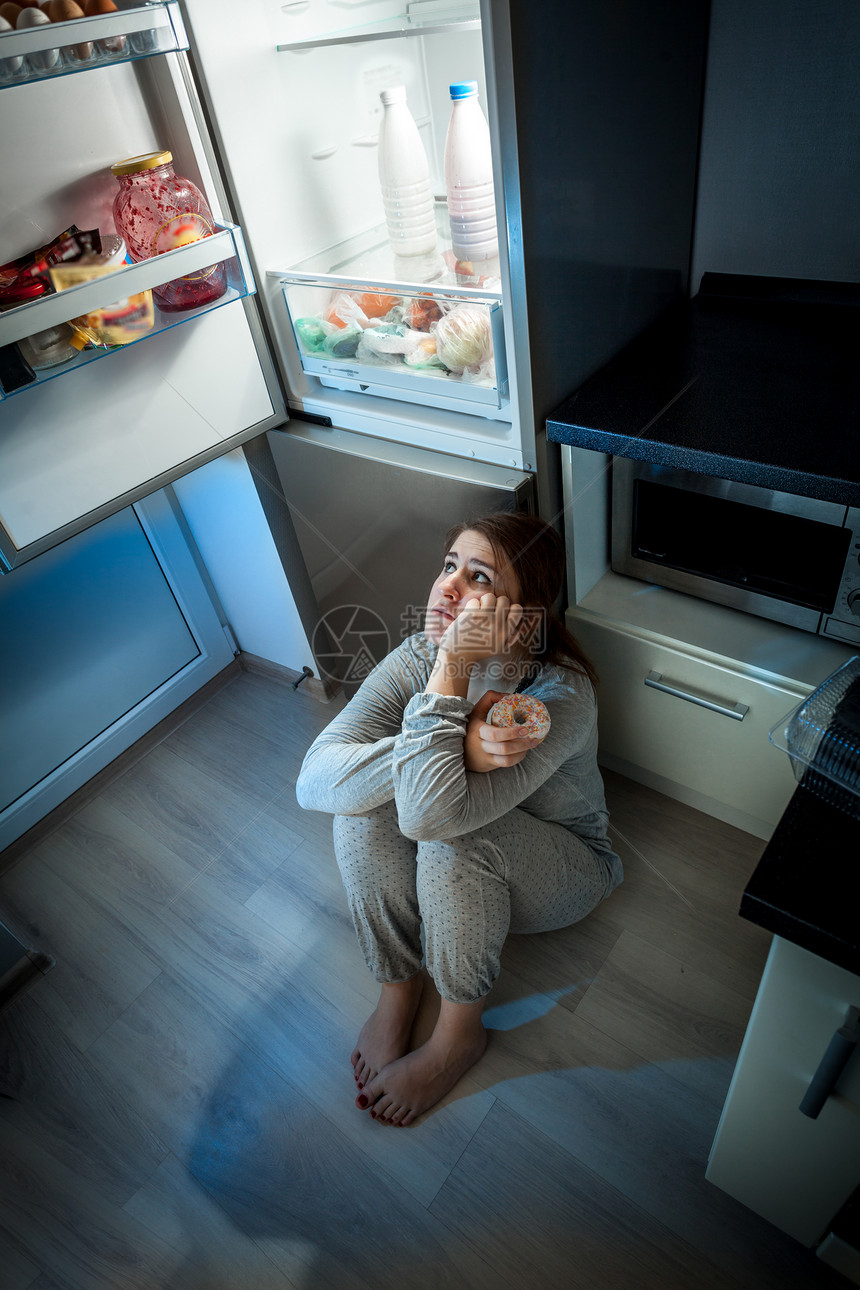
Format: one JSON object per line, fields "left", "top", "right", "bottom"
{"left": 611, "top": 460, "right": 860, "bottom": 645}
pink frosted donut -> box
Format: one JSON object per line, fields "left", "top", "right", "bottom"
{"left": 486, "top": 694, "right": 551, "bottom": 743}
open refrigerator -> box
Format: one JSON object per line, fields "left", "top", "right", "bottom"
{"left": 0, "top": 0, "right": 706, "bottom": 655}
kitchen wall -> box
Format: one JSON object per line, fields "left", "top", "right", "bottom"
{"left": 690, "top": 0, "right": 860, "bottom": 287}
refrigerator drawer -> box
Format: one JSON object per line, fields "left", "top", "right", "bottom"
{"left": 276, "top": 270, "right": 507, "bottom": 412}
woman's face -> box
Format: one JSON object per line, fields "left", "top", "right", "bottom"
{"left": 424, "top": 529, "right": 521, "bottom": 644}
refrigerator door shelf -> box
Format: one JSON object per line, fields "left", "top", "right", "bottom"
{"left": 0, "top": 1, "right": 188, "bottom": 90}
{"left": 0, "top": 223, "right": 255, "bottom": 401}
{"left": 275, "top": 2, "right": 479, "bottom": 52}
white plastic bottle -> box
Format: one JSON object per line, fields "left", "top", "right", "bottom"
{"left": 377, "top": 85, "right": 439, "bottom": 274}
{"left": 444, "top": 81, "right": 499, "bottom": 271}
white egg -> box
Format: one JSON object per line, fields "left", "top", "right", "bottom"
{"left": 16, "top": 3, "right": 60, "bottom": 69}
{"left": 0, "top": 12, "right": 25, "bottom": 73}
{"left": 15, "top": 5, "right": 50, "bottom": 24}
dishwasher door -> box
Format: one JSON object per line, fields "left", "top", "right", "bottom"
{"left": 707, "top": 935, "right": 860, "bottom": 1251}
{"left": 264, "top": 422, "right": 534, "bottom": 690}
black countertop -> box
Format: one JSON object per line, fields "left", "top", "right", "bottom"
{"left": 546, "top": 273, "right": 860, "bottom": 508}
{"left": 740, "top": 785, "right": 860, "bottom": 977}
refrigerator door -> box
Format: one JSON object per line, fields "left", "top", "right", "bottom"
{"left": 0, "top": 22, "right": 285, "bottom": 570}
{"left": 264, "top": 421, "right": 533, "bottom": 688}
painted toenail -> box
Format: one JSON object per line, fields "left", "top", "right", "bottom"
{"left": 356, "top": 1094, "right": 369, "bottom": 1109}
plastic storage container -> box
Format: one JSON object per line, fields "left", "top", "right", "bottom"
{"left": 444, "top": 81, "right": 498, "bottom": 272}
{"left": 111, "top": 150, "right": 227, "bottom": 312}
{"left": 769, "top": 655, "right": 860, "bottom": 816}
{"left": 283, "top": 276, "right": 505, "bottom": 406}
{"left": 377, "top": 85, "right": 440, "bottom": 279}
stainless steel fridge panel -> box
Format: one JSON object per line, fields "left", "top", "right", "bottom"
{"left": 265, "top": 422, "right": 533, "bottom": 687}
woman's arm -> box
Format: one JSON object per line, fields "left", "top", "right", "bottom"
{"left": 295, "top": 640, "right": 426, "bottom": 816}
{"left": 391, "top": 676, "right": 595, "bottom": 841}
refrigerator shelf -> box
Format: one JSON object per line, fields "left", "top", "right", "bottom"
{"left": 0, "top": 223, "right": 255, "bottom": 400}
{"left": 281, "top": 204, "right": 501, "bottom": 294}
{"left": 276, "top": 1, "right": 479, "bottom": 52}
{"left": 0, "top": 1, "right": 187, "bottom": 90}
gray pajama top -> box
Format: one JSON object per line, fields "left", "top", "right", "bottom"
{"left": 296, "top": 633, "right": 622, "bottom": 885}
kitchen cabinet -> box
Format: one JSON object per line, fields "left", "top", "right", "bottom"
{"left": 569, "top": 608, "right": 806, "bottom": 839}
{"left": 707, "top": 935, "right": 860, "bottom": 1261}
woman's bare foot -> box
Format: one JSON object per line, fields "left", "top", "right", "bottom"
{"left": 357, "top": 997, "right": 487, "bottom": 1126}
{"left": 351, "top": 975, "right": 424, "bottom": 1100}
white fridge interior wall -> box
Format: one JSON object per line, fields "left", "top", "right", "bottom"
{"left": 171, "top": 449, "right": 314, "bottom": 671}
{"left": 184, "top": 0, "right": 487, "bottom": 260}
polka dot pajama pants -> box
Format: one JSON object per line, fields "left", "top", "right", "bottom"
{"left": 332, "top": 799, "right": 612, "bottom": 1005}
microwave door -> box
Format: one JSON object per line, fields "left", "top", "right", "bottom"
{"left": 611, "top": 461, "right": 850, "bottom": 635}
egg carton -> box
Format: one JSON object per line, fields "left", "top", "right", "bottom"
{"left": 769, "top": 655, "right": 860, "bottom": 816}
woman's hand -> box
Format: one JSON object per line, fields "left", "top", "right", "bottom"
{"left": 464, "top": 690, "right": 541, "bottom": 773}
{"left": 426, "top": 592, "right": 524, "bottom": 699}
{"left": 440, "top": 592, "right": 523, "bottom": 665}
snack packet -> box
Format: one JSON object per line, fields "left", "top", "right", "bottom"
{"left": 49, "top": 260, "right": 154, "bottom": 347}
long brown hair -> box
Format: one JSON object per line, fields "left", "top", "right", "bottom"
{"left": 443, "top": 511, "right": 598, "bottom": 688}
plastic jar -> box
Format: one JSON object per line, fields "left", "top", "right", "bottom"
{"left": 110, "top": 151, "right": 227, "bottom": 312}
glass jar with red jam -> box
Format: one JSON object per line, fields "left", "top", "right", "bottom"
{"left": 110, "top": 151, "right": 227, "bottom": 312}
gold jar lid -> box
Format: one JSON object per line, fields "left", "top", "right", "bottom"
{"left": 111, "top": 151, "right": 173, "bottom": 177}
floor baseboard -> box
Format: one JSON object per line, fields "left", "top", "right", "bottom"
{"left": 238, "top": 651, "right": 341, "bottom": 703}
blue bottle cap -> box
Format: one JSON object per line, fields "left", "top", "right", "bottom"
{"left": 449, "top": 81, "right": 479, "bottom": 100}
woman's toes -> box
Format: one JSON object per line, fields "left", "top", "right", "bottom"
{"left": 353, "top": 1054, "right": 375, "bottom": 1090}
{"left": 357, "top": 1074, "right": 383, "bottom": 1113}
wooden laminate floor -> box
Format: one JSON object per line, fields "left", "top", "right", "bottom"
{"left": 0, "top": 667, "right": 844, "bottom": 1290}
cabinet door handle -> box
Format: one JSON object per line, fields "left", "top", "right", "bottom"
{"left": 644, "top": 670, "right": 750, "bottom": 721}
{"left": 799, "top": 1005, "right": 860, "bottom": 1120}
